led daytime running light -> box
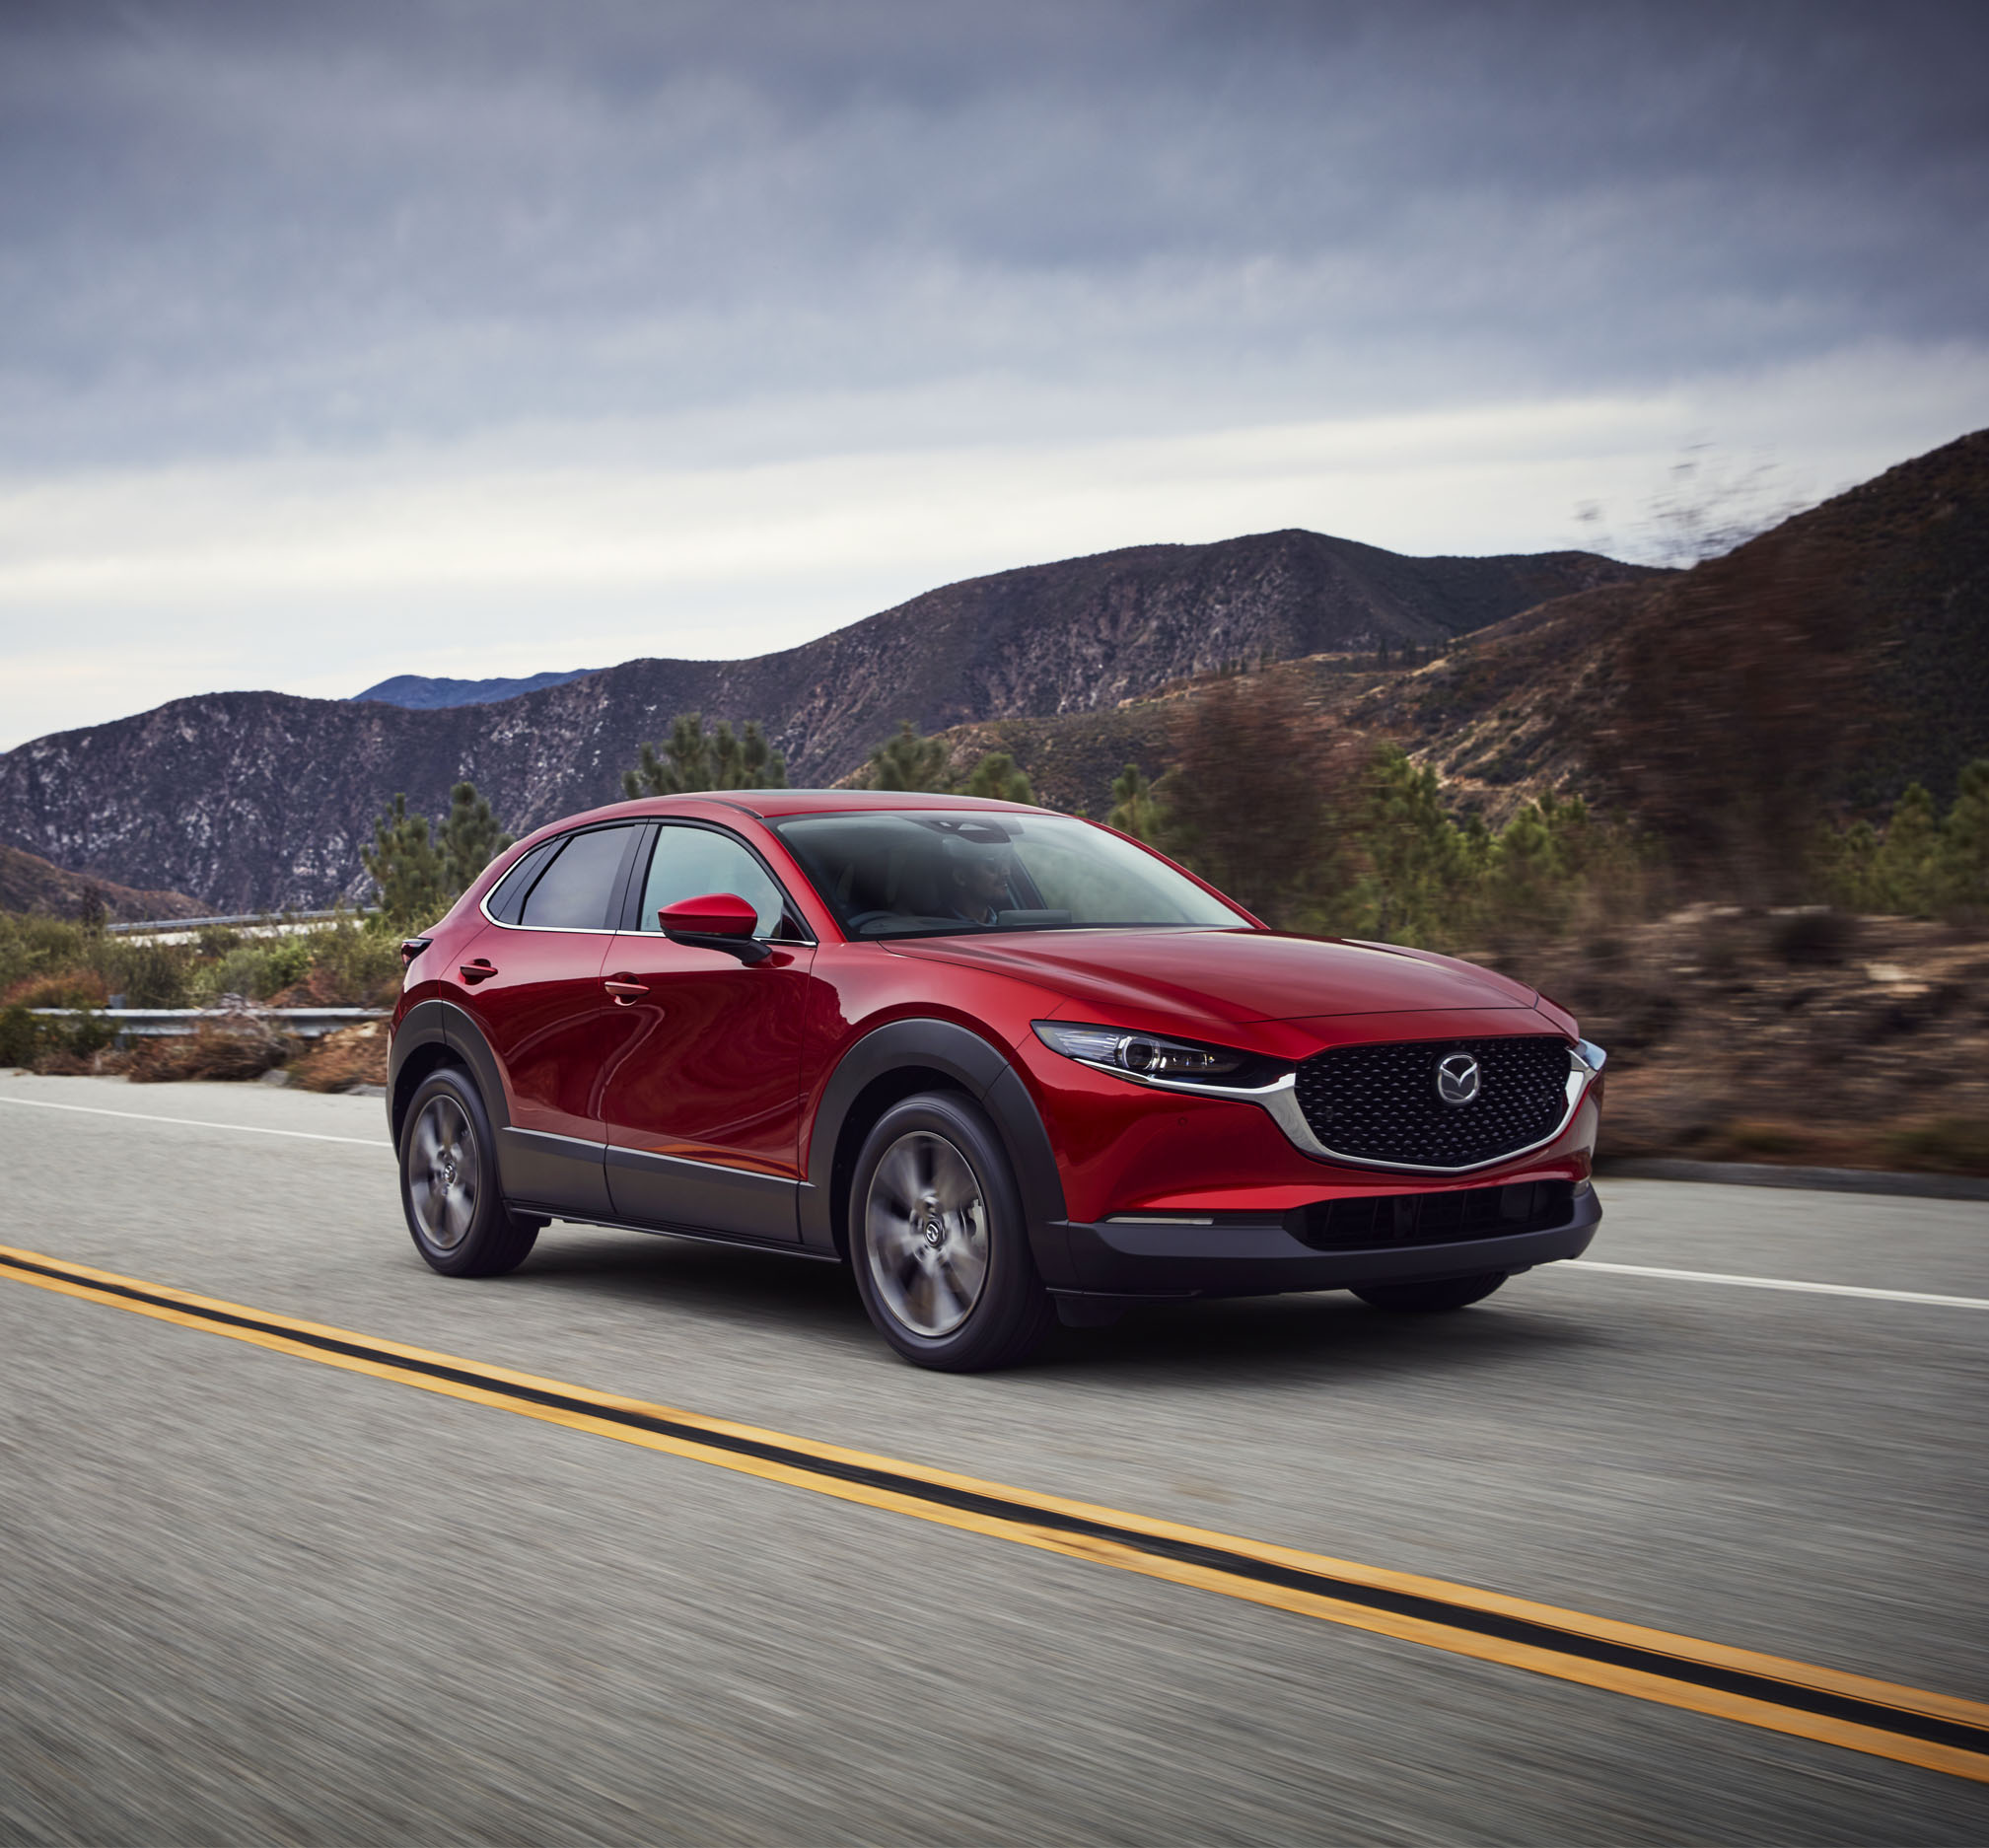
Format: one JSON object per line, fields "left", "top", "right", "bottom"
{"left": 1032, "top": 1021, "right": 1255, "bottom": 1083}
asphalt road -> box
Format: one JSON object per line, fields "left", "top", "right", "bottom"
{"left": 2, "top": 1072, "right": 1985, "bottom": 1845}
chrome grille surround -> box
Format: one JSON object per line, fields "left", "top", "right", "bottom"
{"left": 1065, "top": 1035, "right": 1602, "bottom": 1175}
{"left": 1292, "top": 1034, "right": 1573, "bottom": 1170}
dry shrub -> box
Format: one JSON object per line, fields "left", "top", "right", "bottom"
{"left": 1156, "top": 673, "right": 1363, "bottom": 928}
{"left": 1, "top": 1001, "right": 116, "bottom": 1071}
{"left": 267, "top": 960, "right": 395, "bottom": 1008}
{"left": 1770, "top": 908, "right": 1858, "bottom": 966}
{"left": 3, "top": 968, "right": 109, "bottom": 1009}
{"left": 1883, "top": 1117, "right": 1989, "bottom": 1176}
{"left": 27, "top": 1045, "right": 100, "bottom": 1076}
{"left": 1595, "top": 532, "right": 1863, "bottom": 903}
{"left": 128, "top": 1025, "right": 290, "bottom": 1084}
{"left": 289, "top": 1021, "right": 390, "bottom": 1092}
{"left": 1704, "top": 1119, "right": 1814, "bottom": 1160}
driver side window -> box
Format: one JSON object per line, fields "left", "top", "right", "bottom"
{"left": 638, "top": 825, "right": 789, "bottom": 937}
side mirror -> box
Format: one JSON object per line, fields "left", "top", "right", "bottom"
{"left": 658, "top": 892, "right": 771, "bottom": 964}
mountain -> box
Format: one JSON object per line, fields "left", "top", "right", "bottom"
{"left": 1359, "top": 428, "right": 1989, "bottom": 820}
{"left": 0, "top": 529, "right": 1648, "bottom": 910}
{"left": 813, "top": 431, "right": 1989, "bottom": 837}
{"left": 0, "top": 842, "right": 206, "bottom": 921}
{"left": 352, "top": 669, "right": 602, "bottom": 709}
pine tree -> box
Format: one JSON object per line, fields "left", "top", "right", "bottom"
{"left": 438, "top": 782, "right": 513, "bottom": 893}
{"left": 860, "top": 722, "right": 955, "bottom": 792}
{"left": 1106, "top": 763, "right": 1163, "bottom": 841}
{"left": 964, "top": 752, "right": 1032, "bottom": 803}
{"left": 1941, "top": 759, "right": 1989, "bottom": 919}
{"left": 1484, "top": 801, "right": 1568, "bottom": 940}
{"left": 362, "top": 794, "right": 449, "bottom": 926}
{"left": 1358, "top": 747, "right": 1475, "bottom": 945}
{"left": 1820, "top": 817, "right": 1882, "bottom": 911}
{"left": 622, "top": 714, "right": 787, "bottom": 798}
{"left": 1871, "top": 782, "right": 1942, "bottom": 915}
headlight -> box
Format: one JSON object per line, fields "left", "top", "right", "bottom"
{"left": 1031, "top": 1021, "right": 1278, "bottom": 1088}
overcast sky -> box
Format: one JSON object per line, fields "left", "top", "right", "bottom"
{"left": 1, "top": 0, "right": 1984, "bottom": 747}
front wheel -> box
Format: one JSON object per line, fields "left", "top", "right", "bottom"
{"left": 1353, "top": 1271, "right": 1507, "bottom": 1314}
{"left": 399, "top": 1067, "right": 539, "bottom": 1278}
{"left": 849, "top": 1093, "right": 1053, "bottom": 1372}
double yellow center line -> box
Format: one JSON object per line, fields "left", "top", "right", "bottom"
{"left": 5, "top": 1239, "right": 1985, "bottom": 1786}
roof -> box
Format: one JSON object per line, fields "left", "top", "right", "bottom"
{"left": 717, "top": 789, "right": 1048, "bottom": 818}
{"left": 512, "top": 787, "right": 1050, "bottom": 842}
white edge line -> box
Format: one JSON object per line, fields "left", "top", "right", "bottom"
{"left": 0, "top": 1093, "right": 387, "bottom": 1148}
{"left": 1568, "top": 1259, "right": 1989, "bottom": 1311}
{"left": 0, "top": 1096, "right": 1978, "bottom": 1304}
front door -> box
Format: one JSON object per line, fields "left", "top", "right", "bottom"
{"left": 598, "top": 822, "right": 816, "bottom": 1242}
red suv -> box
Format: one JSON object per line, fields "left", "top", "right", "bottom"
{"left": 390, "top": 791, "right": 1603, "bottom": 1370}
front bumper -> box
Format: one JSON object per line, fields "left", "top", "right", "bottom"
{"left": 1045, "top": 1178, "right": 1600, "bottom": 1304}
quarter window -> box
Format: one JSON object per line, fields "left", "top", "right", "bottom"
{"left": 638, "top": 825, "right": 788, "bottom": 937}
{"left": 516, "top": 825, "right": 636, "bottom": 930}
{"left": 485, "top": 838, "right": 561, "bottom": 925}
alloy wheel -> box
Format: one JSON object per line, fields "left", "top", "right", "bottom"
{"left": 408, "top": 1095, "right": 480, "bottom": 1252}
{"left": 864, "top": 1129, "right": 991, "bottom": 1337}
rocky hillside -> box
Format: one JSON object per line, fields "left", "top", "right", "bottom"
{"left": 0, "top": 843, "right": 205, "bottom": 921}
{"left": 1359, "top": 429, "right": 1989, "bottom": 820}
{"left": 0, "top": 530, "right": 1645, "bottom": 910}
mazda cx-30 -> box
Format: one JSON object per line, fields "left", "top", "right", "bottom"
{"left": 389, "top": 791, "right": 1603, "bottom": 1370}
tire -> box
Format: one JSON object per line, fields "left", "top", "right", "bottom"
{"left": 398, "top": 1066, "right": 539, "bottom": 1278}
{"left": 1353, "top": 1271, "right": 1508, "bottom": 1314}
{"left": 849, "top": 1092, "right": 1054, "bottom": 1372}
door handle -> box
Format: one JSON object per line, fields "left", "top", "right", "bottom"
{"left": 604, "top": 977, "right": 649, "bottom": 1003}
{"left": 459, "top": 960, "right": 498, "bottom": 984}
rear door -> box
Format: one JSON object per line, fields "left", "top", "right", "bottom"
{"left": 454, "top": 820, "right": 645, "bottom": 1217}
{"left": 598, "top": 821, "right": 816, "bottom": 1242}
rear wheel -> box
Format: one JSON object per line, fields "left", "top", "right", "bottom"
{"left": 399, "top": 1067, "right": 539, "bottom": 1278}
{"left": 1353, "top": 1271, "right": 1507, "bottom": 1314}
{"left": 850, "top": 1093, "right": 1053, "bottom": 1371}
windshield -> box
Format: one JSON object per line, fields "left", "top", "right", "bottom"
{"left": 768, "top": 811, "right": 1250, "bottom": 939}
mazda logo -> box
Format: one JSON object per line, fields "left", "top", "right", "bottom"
{"left": 1435, "top": 1052, "right": 1481, "bottom": 1105}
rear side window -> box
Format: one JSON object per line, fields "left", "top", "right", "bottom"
{"left": 484, "top": 839, "right": 561, "bottom": 925}
{"left": 514, "top": 825, "right": 636, "bottom": 930}
{"left": 637, "top": 825, "right": 789, "bottom": 937}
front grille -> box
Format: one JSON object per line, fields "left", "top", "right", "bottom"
{"left": 1289, "top": 1179, "right": 1576, "bottom": 1250}
{"left": 1293, "top": 1034, "right": 1570, "bottom": 1168}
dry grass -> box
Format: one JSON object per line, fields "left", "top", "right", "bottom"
{"left": 127, "top": 1025, "right": 291, "bottom": 1084}
{"left": 288, "top": 1021, "right": 390, "bottom": 1092}
{"left": 2, "top": 968, "right": 109, "bottom": 1009}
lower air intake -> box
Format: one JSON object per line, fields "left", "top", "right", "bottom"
{"left": 1289, "top": 1180, "right": 1576, "bottom": 1250}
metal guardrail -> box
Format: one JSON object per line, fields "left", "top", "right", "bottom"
{"left": 26, "top": 1007, "right": 389, "bottom": 1040}
{"left": 107, "top": 909, "right": 377, "bottom": 938}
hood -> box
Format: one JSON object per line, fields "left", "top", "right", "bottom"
{"left": 885, "top": 928, "right": 1535, "bottom": 1029}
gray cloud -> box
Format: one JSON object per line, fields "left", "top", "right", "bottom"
{"left": 2, "top": 0, "right": 1984, "bottom": 471}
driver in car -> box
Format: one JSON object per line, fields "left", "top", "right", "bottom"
{"left": 939, "top": 834, "right": 1014, "bottom": 925}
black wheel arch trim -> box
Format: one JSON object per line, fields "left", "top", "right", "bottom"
{"left": 802, "top": 1018, "right": 1073, "bottom": 1285}
{"left": 389, "top": 998, "right": 514, "bottom": 1140}
{"left": 390, "top": 998, "right": 613, "bottom": 1216}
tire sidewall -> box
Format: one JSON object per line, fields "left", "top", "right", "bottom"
{"left": 399, "top": 1066, "right": 512, "bottom": 1276}
{"left": 849, "top": 1092, "right": 1042, "bottom": 1370}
